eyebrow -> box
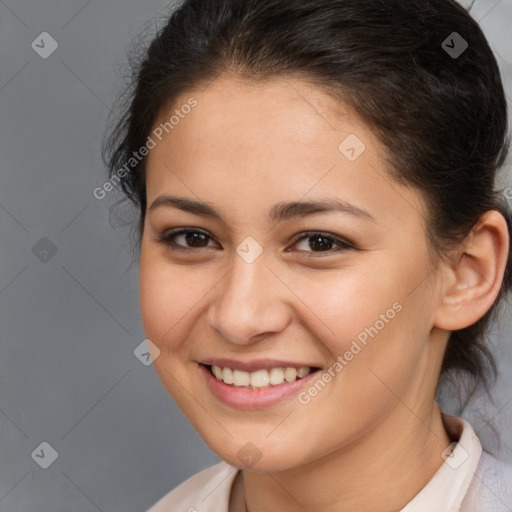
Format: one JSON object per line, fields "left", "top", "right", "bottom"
{"left": 148, "top": 195, "right": 376, "bottom": 223}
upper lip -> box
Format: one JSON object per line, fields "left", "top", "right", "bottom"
{"left": 200, "top": 358, "right": 322, "bottom": 373}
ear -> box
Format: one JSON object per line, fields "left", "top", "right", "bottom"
{"left": 434, "top": 210, "right": 509, "bottom": 331}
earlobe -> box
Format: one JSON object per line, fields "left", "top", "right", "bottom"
{"left": 434, "top": 210, "right": 509, "bottom": 331}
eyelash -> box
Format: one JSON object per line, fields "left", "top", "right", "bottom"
{"left": 155, "top": 228, "right": 356, "bottom": 255}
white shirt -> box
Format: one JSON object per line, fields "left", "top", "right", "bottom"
{"left": 147, "top": 413, "right": 512, "bottom": 511}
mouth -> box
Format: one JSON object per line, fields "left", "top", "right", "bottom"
{"left": 198, "top": 360, "right": 323, "bottom": 409}
{"left": 203, "top": 363, "right": 322, "bottom": 389}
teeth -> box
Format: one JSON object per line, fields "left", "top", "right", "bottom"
{"left": 250, "top": 369, "right": 270, "bottom": 388}
{"left": 222, "top": 367, "right": 234, "bottom": 384}
{"left": 269, "top": 367, "right": 285, "bottom": 385}
{"left": 212, "top": 365, "right": 223, "bottom": 380}
{"left": 284, "top": 367, "right": 297, "bottom": 382}
{"left": 233, "top": 369, "right": 250, "bottom": 387}
{"left": 210, "top": 365, "right": 312, "bottom": 388}
{"left": 297, "top": 367, "right": 310, "bottom": 378}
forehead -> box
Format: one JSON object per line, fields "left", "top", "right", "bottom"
{"left": 153, "top": 75, "right": 359, "bottom": 152}
{"left": 144, "top": 75, "right": 427, "bottom": 228}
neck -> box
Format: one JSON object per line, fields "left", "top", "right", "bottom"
{"left": 236, "top": 402, "right": 452, "bottom": 512}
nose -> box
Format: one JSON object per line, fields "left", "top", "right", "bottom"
{"left": 207, "top": 254, "right": 291, "bottom": 346}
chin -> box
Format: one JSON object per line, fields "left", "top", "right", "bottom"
{"left": 199, "top": 433, "right": 309, "bottom": 473}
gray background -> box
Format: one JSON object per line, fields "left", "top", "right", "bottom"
{"left": 0, "top": 0, "right": 511, "bottom": 510}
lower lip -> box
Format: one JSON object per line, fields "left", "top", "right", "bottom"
{"left": 199, "top": 364, "right": 321, "bottom": 410}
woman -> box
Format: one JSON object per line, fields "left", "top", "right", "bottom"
{"left": 103, "top": 0, "right": 512, "bottom": 510}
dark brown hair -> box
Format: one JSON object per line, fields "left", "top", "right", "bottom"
{"left": 102, "top": 0, "right": 512, "bottom": 407}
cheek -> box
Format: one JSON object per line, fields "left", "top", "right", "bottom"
{"left": 290, "top": 260, "right": 432, "bottom": 390}
{"left": 138, "top": 248, "right": 196, "bottom": 351}
{"left": 138, "top": 250, "right": 204, "bottom": 404}
{"left": 287, "top": 266, "right": 406, "bottom": 351}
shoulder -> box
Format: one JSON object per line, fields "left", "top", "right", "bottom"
{"left": 461, "top": 450, "right": 512, "bottom": 512}
{"left": 146, "top": 461, "right": 239, "bottom": 512}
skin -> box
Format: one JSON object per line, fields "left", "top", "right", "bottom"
{"left": 139, "top": 75, "right": 509, "bottom": 512}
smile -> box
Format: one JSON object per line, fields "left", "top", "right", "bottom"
{"left": 199, "top": 361, "right": 323, "bottom": 409}
{"left": 209, "top": 364, "right": 314, "bottom": 388}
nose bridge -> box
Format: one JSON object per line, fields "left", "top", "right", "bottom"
{"left": 208, "top": 251, "right": 289, "bottom": 345}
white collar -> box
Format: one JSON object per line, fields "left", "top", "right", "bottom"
{"left": 147, "top": 413, "right": 483, "bottom": 511}
{"left": 399, "top": 412, "right": 482, "bottom": 512}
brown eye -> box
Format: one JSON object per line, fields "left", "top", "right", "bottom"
{"left": 156, "top": 229, "right": 218, "bottom": 250}
{"left": 290, "top": 232, "right": 355, "bottom": 254}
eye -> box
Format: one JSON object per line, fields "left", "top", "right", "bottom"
{"left": 155, "top": 228, "right": 356, "bottom": 255}
{"left": 288, "top": 231, "right": 355, "bottom": 254}
{"left": 155, "top": 228, "right": 218, "bottom": 250}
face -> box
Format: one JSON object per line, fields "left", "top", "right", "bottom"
{"left": 139, "top": 76, "right": 447, "bottom": 472}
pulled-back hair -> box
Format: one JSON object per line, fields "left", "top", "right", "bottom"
{"left": 103, "top": 0, "right": 512, "bottom": 406}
